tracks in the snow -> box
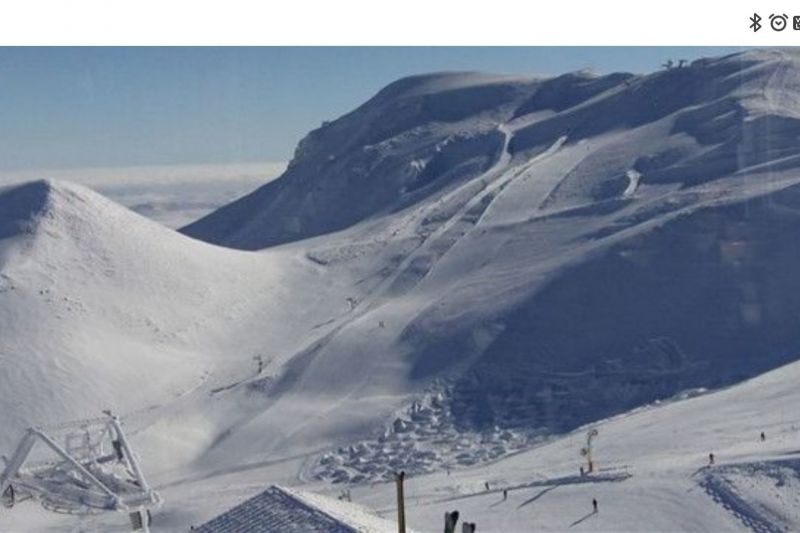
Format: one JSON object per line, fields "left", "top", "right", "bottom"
{"left": 697, "top": 461, "right": 797, "bottom": 533}
{"left": 376, "top": 128, "right": 567, "bottom": 298}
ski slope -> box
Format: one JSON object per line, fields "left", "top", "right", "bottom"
{"left": 2, "top": 49, "right": 800, "bottom": 531}
{"left": 4, "top": 348, "right": 799, "bottom": 531}
{"left": 346, "top": 357, "right": 800, "bottom": 532}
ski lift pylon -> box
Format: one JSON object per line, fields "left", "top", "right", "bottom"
{"left": 0, "top": 413, "right": 161, "bottom": 530}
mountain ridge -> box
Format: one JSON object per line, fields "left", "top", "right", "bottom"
{"left": 3, "top": 47, "right": 800, "bottom": 495}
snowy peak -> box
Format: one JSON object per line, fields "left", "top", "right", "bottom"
{"left": 0, "top": 178, "right": 106, "bottom": 214}
{"left": 297, "top": 72, "right": 536, "bottom": 162}
{"left": 0, "top": 179, "right": 143, "bottom": 272}
{"left": 0, "top": 179, "right": 65, "bottom": 241}
{"left": 181, "top": 73, "right": 542, "bottom": 249}
{"left": 356, "top": 71, "right": 537, "bottom": 109}
{"left": 0, "top": 179, "right": 158, "bottom": 245}
{"left": 0, "top": 178, "right": 294, "bottom": 454}
{"left": 183, "top": 50, "right": 800, "bottom": 251}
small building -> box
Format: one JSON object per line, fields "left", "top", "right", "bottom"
{"left": 192, "top": 485, "right": 409, "bottom": 533}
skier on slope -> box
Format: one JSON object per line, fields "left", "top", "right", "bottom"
{"left": 708, "top": 452, "right": 715, "bottom": 465}
{"left": 592, "top": 498, "right": 598, "bottom": 513}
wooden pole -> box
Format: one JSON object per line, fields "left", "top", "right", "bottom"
{"left": 395, "top": 470, "right": 406, "bottom": 533}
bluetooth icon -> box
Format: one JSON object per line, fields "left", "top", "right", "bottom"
{"left": 750, "top": 13, "right": 762, "bottom": 32}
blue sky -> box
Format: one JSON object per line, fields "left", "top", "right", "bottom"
{"left": 0, "top": 47, "right": 748, "bottom": 172}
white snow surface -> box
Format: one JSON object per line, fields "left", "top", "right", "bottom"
{"left": 2, "top": 49, "right": 800, "bottom": 531}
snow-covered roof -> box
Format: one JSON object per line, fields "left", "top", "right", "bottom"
{"left": 192, "top": 485, "right": 401, "bottom": 533}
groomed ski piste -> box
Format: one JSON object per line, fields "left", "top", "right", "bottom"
{"left": 2, "top": 49, "right": 800, "bottom": 531}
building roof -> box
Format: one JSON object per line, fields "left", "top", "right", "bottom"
{"left": 193, "top": 485, "right": 402, "bottom": 533}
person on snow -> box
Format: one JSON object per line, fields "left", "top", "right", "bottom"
{"left": 592, "top": 498, "right": 598, "bottom": 513}
{"left": 503, "top": 489, "right": 508, "bottom": 501}
{"left": 760, "top": 431, "right": 766, "bottom": 442}
{"left": 709, "top": 452, "right": 715, "bottom": 465}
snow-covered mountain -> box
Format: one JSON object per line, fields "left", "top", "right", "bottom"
{"left": 181, "top": 48, "right": 800, "bottom": 464}
{"left": 182, "top": 71, "right": 536, "bottom": 249}
{"left": 0, "top": 179, "right": 349, "bottom": 458}
{"left": 183, "top": 50, "right": 800, "bottom": 250}
{"left": 3, "top": 48, "right": 800, "bottom": 531}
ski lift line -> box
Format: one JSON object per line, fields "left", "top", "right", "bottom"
{"left": 35, "top": 366, "right": 212, "bottom": 435}
{"left": 39, "top": 415, "right": 117, "bottom": 432}
{"left": 31, "top": 396, "right": 178, "bottom": 443}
